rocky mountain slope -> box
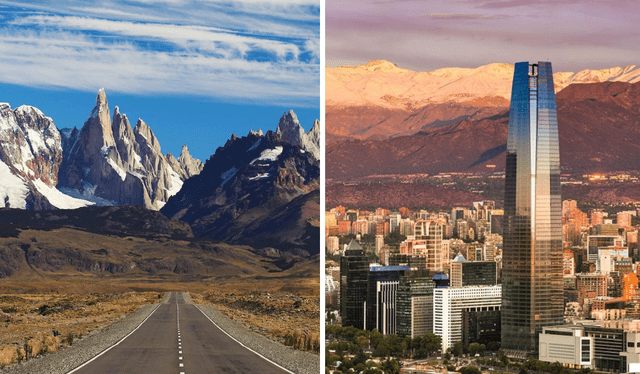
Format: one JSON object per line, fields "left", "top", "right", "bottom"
{"left": 326, "top": 61, "right": 640, "bottom": 141}
{"left": 0, "top": 104, "right": 93, "bottom": 209}
{"left": 58, "top": 89, "right": 203, "bottom": 210}
{"left": 161, "top": 111, "right": 320, "bottom": 256}
{"left": 327, "top": 81, "right": 640, "bottom": 182}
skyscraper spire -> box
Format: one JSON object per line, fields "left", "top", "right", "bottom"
{"left": 501, "top": 61, "right": 564, "bottom": 354}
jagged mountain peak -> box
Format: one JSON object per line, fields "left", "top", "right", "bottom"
{"left": 97, "top": 88, "right": 107, "bottom": 105}
{"left": 57, "top": 89, "right": 203, "bottom": 210}
{"left": 177, "top": 144, "right": 204, "bottom": 178}
{"left": 277, "top": 110, "right": 304, "bottom": 148}
{"left": 134, "top": 118, "right": 161, "bottom": 154}
{"left": 180, "top": 144, "right": 190, "bottom": 156}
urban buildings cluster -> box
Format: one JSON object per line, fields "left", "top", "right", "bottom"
{"left": 325, "top": 62, "right": 640, "bottom": 373}
{"left": 326, "top": 200, "right": 640, "bottom": 370}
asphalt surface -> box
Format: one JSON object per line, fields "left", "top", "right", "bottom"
{"left": 69, "top": 292, "right": 291, "bottom": 374}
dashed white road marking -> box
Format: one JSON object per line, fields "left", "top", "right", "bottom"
{"left": 177, "top": 293, "right": 184, "bottom": 373}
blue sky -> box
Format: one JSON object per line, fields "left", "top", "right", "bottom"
{"left": 0, "top": 0, "right": 320, "bottom": 161}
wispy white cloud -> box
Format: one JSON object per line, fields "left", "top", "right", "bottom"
{"left": 14, "top": 15, "right": 303, "bottom": 59}
{"left": 0, "top": 0, "right": 319, "bottom": 106}
{"left": 0, "top": 30, "right": 318, "bottom": 106}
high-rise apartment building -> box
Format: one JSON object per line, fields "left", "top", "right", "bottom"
{"left": 415, "top": 219, "right": 444, "bottom": 272}
{"left": 502, "top": 61, "right": 563, "bottom": 354}
{"left": 340, "top": 240, "right": 369, "bottom": 329}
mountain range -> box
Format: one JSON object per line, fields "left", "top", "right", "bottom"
{"left": 162, "top": 110, "right": 321, "bottom": 256}
{"left": 327, "top": 80, "right": 640, "bottom": 183}
{"left": 1, "top": 90, "right": 321, "bottom": 258}
{"left": 326, "top": 60, "right": 640, "bottom": 142}
{"left": 1, "top": 89, "right": 203, "bottom": 210}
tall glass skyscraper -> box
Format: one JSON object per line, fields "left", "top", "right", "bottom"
{"left": 501, "top": 61, "right": 563, "bottom": 354}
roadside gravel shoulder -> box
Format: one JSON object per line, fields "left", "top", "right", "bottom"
{"left": 188, "top": 293, "right": 318, "bottom": 374}
{"left": 0, "top": 293, "right": 170, "bottom": 374}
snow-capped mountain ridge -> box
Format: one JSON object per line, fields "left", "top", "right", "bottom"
{"left": 327, "top": 60, "right": 640, "bottom": 109}
{"left": 1, "top": 89, "right": 204, "bottom": 210}
{"left": 0, "top": 102, "right": 91, "bottom": 209}
{"left": 161, "top": 111, "right": 320, "bottom": 255}
{"left": 59, "top": 89, "right": 204, "bottom": 210}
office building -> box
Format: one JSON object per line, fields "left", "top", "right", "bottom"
{"left": 414, "top": 219, "right": 445, "bottom": 272}
{"left": 434, "top": 285, "right": 502, "bottom": 351}
{"left": 397, "top": 270, "right": 435, "bottom": 338}
{"left": 502, "top": 61, "right": 563, "bottom": 353}
{"left": 340, "top": 240, "right": 369, "bottom": 329}
{"left": 366, "top": 265, "right": 409, "bottom": 334}
{"left": 450, "top": 254, "right": 497, "bottom": 288}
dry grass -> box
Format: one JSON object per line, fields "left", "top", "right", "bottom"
{"left": 0, "top": 292, "right": 160, "bottom": 367}
{"left": 192, "top": 287, "right": 320, "bottom": 354}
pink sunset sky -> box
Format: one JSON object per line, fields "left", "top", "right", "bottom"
{"left": 326, "top": 0, "right": 640, "bottom": 72}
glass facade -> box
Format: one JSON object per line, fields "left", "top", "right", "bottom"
{"left": 366, "top": 266, "right": 409, "bottom": 334}
{"left": 502, "top": 61, "right": 564, "bottom": 353}
{"left": 340, "top": 240, "right": 369, "bottom": 329}
{"left": 397, "top": 270, "right": 435, "bottom": 338}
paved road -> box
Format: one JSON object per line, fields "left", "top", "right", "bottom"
{"left": 69, "top": 292, "right": 290, "bottom": 374}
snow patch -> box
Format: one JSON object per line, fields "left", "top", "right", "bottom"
{"left": 250, "top": 146, "right": 283, "bottom": 164}
{"left": 249, "top": 173, "right": 270, "bottom": 181}
{"left": 0, "top": 160, "right": 28, "bottom": 209}
{"left": 134, "top": 152, "right": 142, "bottom": 167}
{"left": 167, "top": 168, "right": 183, "bottom": 197}
{"left": 220, "top": 166, "right": 238, "bottom": 185}
{"left": 247, "top": 138, "right": 262, "bottom": 152}
{"left": 58, "top": 183, "right": 117, "bottom": 206}
{"left": 26, "top": 128, "right": 47, "bottom": 154}
{"left": 106, "top": 157, "right": 127, "bottom": 181}
{"left": 32, "top": 180, "right": 94, "bottom": 209}
{"left": 16, "top": 105, "right": 44, "bottom": 117}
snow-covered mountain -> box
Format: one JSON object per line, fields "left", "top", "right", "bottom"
{"left": 161, "top": 111, "right": 320, "bottom": 255}
{"left": 276, "top": 110, "right": 321, "bottom": 160}
{"left": 0, "top": 89, "right": 203, "bottom": 210}
{"left": 0, "top": 103, "right": 93, "bottom": 209}
{"left": 58, "top": 89, "right": 203, "bottom": 210}
{"left": 326, "top": 60, "right": 640, "bottom": 141}
{"left": 327, "top": 60, "right": 640, "bottom": 109}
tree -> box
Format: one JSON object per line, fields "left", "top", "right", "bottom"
{"left": 379, "top": 359, "right": 401, "bottom": 374}
{"left": 421, "top": 333, "right": 442, "bottom": 356}
{"left": 369, "top": 329, "right": 384, "bottom": 349}
{"left": 467, "top": 343, "right": 485, "bottom": 356}
{"left": 459, "top": 366, "right": 481, "bottom": 374}
{"left": 451, "top": 341, "right": 465, "bottom": 357}
{"left": 373, "top": 339, "right": 390, "bottom": 358}
{"left": 353, "top": 350, "right": 369, "bottom": 366}
{"left": 497, "top": 350, "right": 509, "bottom": 367}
